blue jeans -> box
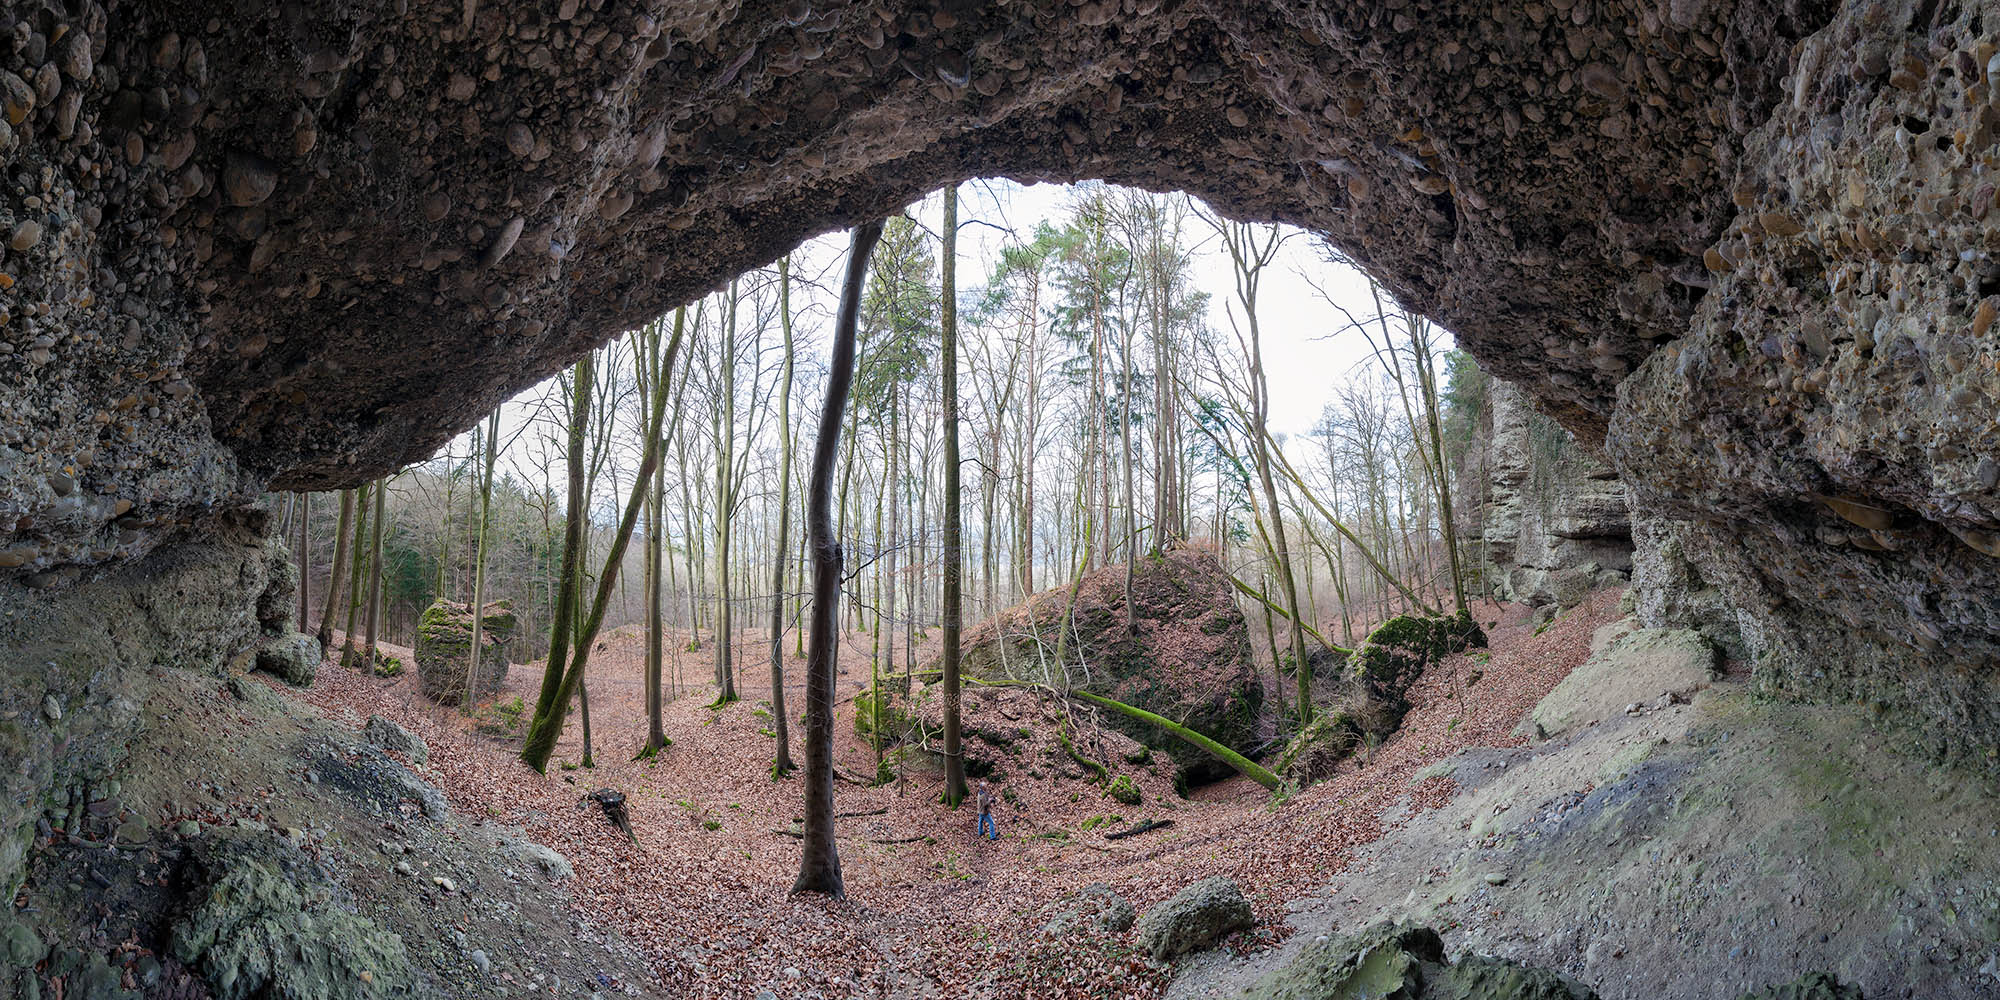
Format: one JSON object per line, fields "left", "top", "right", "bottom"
{"left": 977, "top": 812, "right": 996, "bottom": 840}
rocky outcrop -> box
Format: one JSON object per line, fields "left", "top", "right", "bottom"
{"left": 1475, "top": 380, "right": 1633, "bottom": 608}
{"left": 1135, "top": 876, "right": 1256, "bottom": 962}
{"left": 170, "top": 832, "right": 415, "bottom": 1000}
{"left": 1523, "top": 620, "right": 1716, "bottom": 739}
{"left": 414, "top": 601, "right": 515, "bottom": 706}
{"left": 1277, "top": 611, "right": 1485, "bottom": 787}
{"left": 1245, "top": 922, "right": 1598, "bottom": 1000}
{"left": 955, "top": 547, "right": 1263, "bottom": 780}
{"left": 0, "top": 507, "right": 291, "bottom": 897}
{"left": 0, "top": 0, "right": 1993, "bottom": 844}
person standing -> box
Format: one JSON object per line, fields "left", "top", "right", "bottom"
{"left": 975, "top": 780, "right": 998, "bottom": 841}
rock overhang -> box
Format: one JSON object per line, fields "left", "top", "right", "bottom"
{"left": 5, "top": 0, "right": 2000, "bottom": 764}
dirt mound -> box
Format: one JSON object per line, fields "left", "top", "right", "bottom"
{"left": 955, "top": 546, "right": 1264, "bottom": 780}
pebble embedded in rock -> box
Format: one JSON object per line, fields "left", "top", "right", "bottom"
{"left": 8, "top": 220, "right": 41, "bottom": 251}
{"left": 1483, "top": 872, "right": 1509, "bottom": 885}
{"left": 223, "top": 152, "right": 279, "bottom": 207}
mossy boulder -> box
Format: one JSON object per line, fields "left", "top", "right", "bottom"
{"left": 1277, "top": 612, "right": 1485, "bottom": 790}
{"left": 1275, "top": 710, "right": 1362, "bottom": 787}
{"left": 1732, "top": 973, "right": 1865, "bottom": 1000}
{"left": 953, "top": 547, "right": 1264, "bottom": 782}
{"left": 1105, "top": 774, "right": 1141, "bottom": 805}
{"left": 414, "top": 600, "right": 516, "bottom": 706}
{"left": 1349, "top": 610, "right": 1486, "bottom": 721}
{"left": 1245, "top": 921, "right": 1595, "bottom": 999}
{"left": 170, "top": 832, "right": 413, "bottom": 1000}
{"left": 854, "top": 680, "right": 918, "bottom": 743}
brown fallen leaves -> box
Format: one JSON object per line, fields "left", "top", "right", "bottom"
{"left": 301, "top": 591, "right": 1621, "bottom": 999}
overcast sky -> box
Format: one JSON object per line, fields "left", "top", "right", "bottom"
{"left": 456, "top": 179, "right": 1431, "bottom": 480}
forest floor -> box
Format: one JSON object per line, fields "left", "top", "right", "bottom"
{"left": 303, "top": 590, "right": 1621, "bottom": 1000}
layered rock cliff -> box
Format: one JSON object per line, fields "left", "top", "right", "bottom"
{"left": 5, "top": 0, "right": 1999, "bottom": 891}
{"left": 1474, "top": 379, "right": 1633, "bottom": 609}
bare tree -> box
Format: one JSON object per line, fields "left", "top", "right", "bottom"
{"left": 796, "top": 220, "right": 884, "bottom": 900}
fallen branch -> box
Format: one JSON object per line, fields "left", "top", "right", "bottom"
{"left": 1225, "top": 571, "right": 1349, "bottom": 656}
{"left": 1070, "top": 690, "right": 1282, "bottom": 791}
{"left": 835, "top": 807, "right": 889, "bottom": 818}
{"left": 1105, "top": 818, "right": 1174, "bottom": 840}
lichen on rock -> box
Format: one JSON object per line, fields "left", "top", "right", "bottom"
{"left": 413, "top": 600, "right": 515, "bottom": 707}
{"left": 1135, "top": 875, "right": 1256, "bottom": 962}
{"left": 169, "top": 832, "right": 414, "bottom": 1000}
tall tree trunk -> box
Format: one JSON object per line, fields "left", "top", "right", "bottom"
{"left": 1223, "top": 220, "right": 1311, "bottom": 723}
{"left": 465, "top": 407, "right": 501, "bottom": 710}
{"left": 795, "top": 220, "right": 883, "bottom": 899}
{"left": 340, "top": 482, "right": 371, "bottom": 668}
{"left": 643, "top": 317, "right": 669, "bottom": 754}
{"left": 713, "top": 279, "right": 740, "bottom": 704}
{"left": 522, "top": 313, "right": 686, "bottom": 772}
{"left": 363, "top": 476, "right": 388, "bottom": 671}
{"left": 526, "top": 352, "right": 594, "bottom": 767}
{"left": 768, "top": 256, "right": 798, "bottom": 776}
{"left": 318, "top": 489, "right": 354, "bottom": 652}
{"left": 296, "top": 493, "right": 310, "bottom": 634}
{"left": 940, "top": 186, "right": 968, "bottom": 807}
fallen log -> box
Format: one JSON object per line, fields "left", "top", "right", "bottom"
{"left": 1105, "top": 818, "right": 1174, "bottom": 841}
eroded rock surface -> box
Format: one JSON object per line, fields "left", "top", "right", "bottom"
{"left": 1, "top": 0, "right": 1997, "bottom": 886}
{"left": 1477, "top": 380, "right": 1633, "bottom": 608}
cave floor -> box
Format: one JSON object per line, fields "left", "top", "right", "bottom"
{"left": 271, "top": 594, "right": 1604, "bottom": 999}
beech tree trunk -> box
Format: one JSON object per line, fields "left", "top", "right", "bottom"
{"left": 465, "top": 407, "right": 500, "bottom": 710}
{"left": 362, "top": 476, "right": 387, "bottom": 671}
{"left": 318, "top": 489, "right": 353, "bottom": 652}
{"left": 768, "top": 256, "right": 798, "bottom": 776}
{"left": 340, "top": 481, "right": 371, "bottom": 668}
{"left": 940, "top": 187, "right": 968, "bottom": 807}
{"left": 795, "top": 220, "right": 883, "bottom": 900}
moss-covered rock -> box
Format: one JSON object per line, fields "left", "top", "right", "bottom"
{"left": 1274, "top": 710, "right": 1361, "bottom": 787}
{"left": 414, "top": 600, "right": 515, "bottom": 706}
{"left": 1349, "top": 610, "right": 1487, "bottom": 716}
{"left": 1106, "top": 774, "right": 1141, "bottom": 805}
{"left": 953, "top": 547, "right": 1264, "bottom": 782}
{"left": 1732, "top": 972, "right": 1864, "bottom": 1000}
{"left": 170, "top": 832, "right": 414, "bottom": 1000}
{"left": 1245, "top": 921, "right": 1595, "bottom": 1000}
{"left": 854, "top": 681, "right": 917, "bottom": 743}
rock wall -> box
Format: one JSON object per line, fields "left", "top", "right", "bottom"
{"left": 0, "top": 507, "right": 291, "bottom": 896}
{"left": 1, "top": 0, "right": 1996, "bottom": 884}
{"left": 1608, "top": 0, "right": 2000, "bottom": 766}
{"left": 1476, "top": 380, "right": 1633, "bottom": 609}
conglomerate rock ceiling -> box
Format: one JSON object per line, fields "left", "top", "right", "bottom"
{"left": 2, "top": 0, "right": 1997, "bottom": 758}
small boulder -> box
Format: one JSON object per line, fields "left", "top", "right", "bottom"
{"left": 254, "top": 632, "right": 322, "bottom": 686}
{"left": 363, "top": 715, "right": 429, "bottom": 766}
{"left": 1135, "top": 876, "right": 1255, "bottom": 961}
{"left": 500, "top": 838, "right": 574, "bottom": 881}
